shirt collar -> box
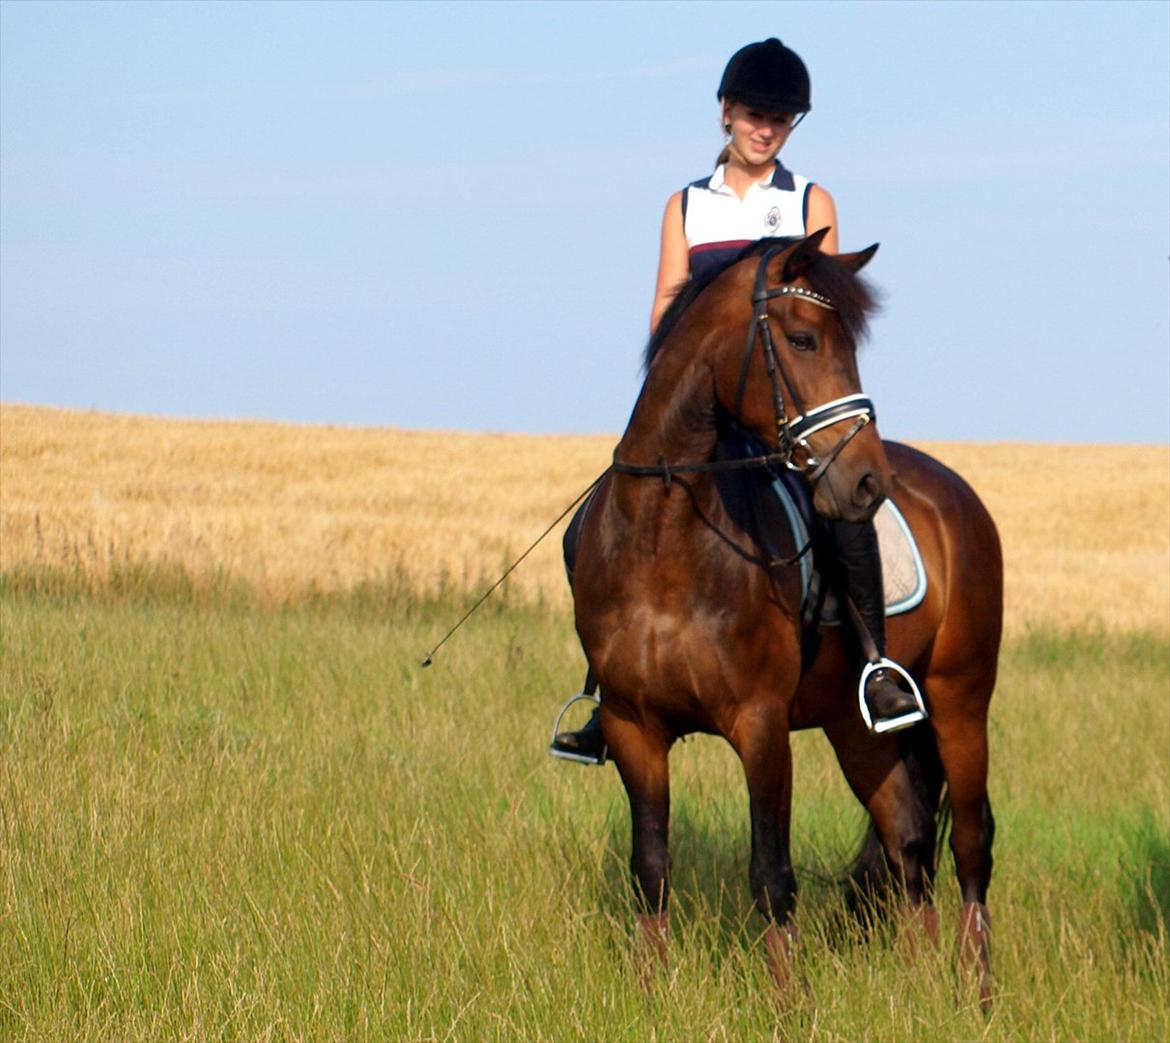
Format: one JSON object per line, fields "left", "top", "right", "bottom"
{"left": 709, "top": 161, "right": 793, "bottom": 193}
{"left": 709, "top": 163, "right": 731, "bottom": 192}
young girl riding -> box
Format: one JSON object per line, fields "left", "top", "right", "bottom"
{"left": 553, "top": 38, "right": 920, "bottom": 761}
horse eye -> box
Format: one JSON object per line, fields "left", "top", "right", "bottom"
{"left": 788, "top": 333, "right": 816, "bottom": 353}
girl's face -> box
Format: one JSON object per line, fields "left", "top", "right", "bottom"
{"left": 723, "top": 100, "right": 797, "bottom": 166}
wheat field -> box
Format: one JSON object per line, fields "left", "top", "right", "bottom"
{"left": 2, "top": 403, "right": 1168, "bottom": 633}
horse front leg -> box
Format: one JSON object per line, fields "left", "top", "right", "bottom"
{"left": 732, "top": 707, "right": 799, "bottom": 991}
{"left": 603, "top": 707, "right": 672, "bottom": 973}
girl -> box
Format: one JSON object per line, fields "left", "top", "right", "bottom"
{"left": 553, "top": 39, "right": 919, "bottom": 761}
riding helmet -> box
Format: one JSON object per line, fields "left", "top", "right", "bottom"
{"left": 717, "top": 38, "right": 811, "bottom": 116}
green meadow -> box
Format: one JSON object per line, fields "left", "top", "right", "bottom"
{"left": 1, "top": 569, "right": 1167, "bottom": 1041}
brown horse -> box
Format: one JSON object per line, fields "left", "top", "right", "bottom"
{"left": 569, "top": 231, "right": 1001, "bottom": 999}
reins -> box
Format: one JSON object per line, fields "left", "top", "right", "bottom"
{"left": 612, "top": 447, "right": 791, "bottom": 487}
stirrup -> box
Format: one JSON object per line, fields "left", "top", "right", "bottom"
{"left": 858, "top": 658, "right": 927, "bottom": 735}
{"left": 548, "top": 691, "right": 608, "bottom": 766}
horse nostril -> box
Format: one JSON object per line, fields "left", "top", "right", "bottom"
{"left": 854, "top": 471, "right": 883, "bottom": 509}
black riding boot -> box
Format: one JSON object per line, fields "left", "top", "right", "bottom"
{"left": 823, "top": 518, "right": 921, "bottom": 725}
{"left": 552, "top": 705, "right": 605, "bottom": 758}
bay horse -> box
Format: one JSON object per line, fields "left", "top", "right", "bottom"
{"left": 569, "top": 231, "right": 1001, "bottom": 999}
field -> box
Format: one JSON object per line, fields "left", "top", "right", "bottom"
{"left": 1, "top": 404, "right": 1168, "bottom": 1041}
{"left": 3, "top": 404, "right": 1168, "bottom": 633}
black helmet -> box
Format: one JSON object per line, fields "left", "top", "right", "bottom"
{"left": 717, "top": 38, "right": 811, "bottom": 117}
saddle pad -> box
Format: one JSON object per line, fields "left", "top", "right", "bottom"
{"left": 769, "top": 473, "right": 928, "bottom": 624}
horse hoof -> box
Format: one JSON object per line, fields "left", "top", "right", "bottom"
{"left": 978, "top": 974, "right": 994, "bottom": 1012}
{"left": 763, "top": 923, "right": 799, "bottom": 993}
{"left": 641, "top": 908, "right": 669, "bottom": 983}
{"left": 898, "top": 902, "right": 939, "bottom": 956}
{"left": 957, "top": 901, "right": 993, "bottom": 1011}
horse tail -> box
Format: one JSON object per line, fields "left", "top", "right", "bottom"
{"left": 843, "top": 720, "right": 949, "bottom": 917}
{"left": 935, "top": 787, "right": 954, "bottom": 864}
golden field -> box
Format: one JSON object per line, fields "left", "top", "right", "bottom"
{"left": 1, "top": 402, "right": 1167, "bottom": 634}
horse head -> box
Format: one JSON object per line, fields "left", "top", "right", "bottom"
{"left": 714, "top": 231, "right": 891, "bottom": 523}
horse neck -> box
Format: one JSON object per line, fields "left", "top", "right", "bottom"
{"left": 617, "top": 329, "right": 722, "bottom": 483}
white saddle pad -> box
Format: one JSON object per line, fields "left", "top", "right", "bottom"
{"left": 769, "top": 476, "right": 928, "bottom": 623}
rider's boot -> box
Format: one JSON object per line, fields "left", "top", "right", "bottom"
{"left": 825, "top": 518, "right": 921, "bottom": 725}
{"left": 552, "top": 705, "right": 605, "bottom": 758}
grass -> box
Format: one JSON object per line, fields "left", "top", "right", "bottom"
{"left": 1, "top": 569, "right": 1166, "bottom": 1040}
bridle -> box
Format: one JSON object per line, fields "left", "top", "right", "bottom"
{"left": 613, "top": 244, "right": 876, "bottom": 487}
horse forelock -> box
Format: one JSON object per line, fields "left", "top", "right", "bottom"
{"left": 796, "top": 251, "right": 878, "bottom": 353}
{"left": 642, "top": 238, "right": 878, "bottom": 372}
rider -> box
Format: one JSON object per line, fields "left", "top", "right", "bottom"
{"left": 552, "top": 38, "right": 920, "bottom": 760}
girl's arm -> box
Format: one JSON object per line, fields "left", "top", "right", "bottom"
{"left": 806, "top": 185, "right": 839, "bottom": 254}
{"left": 650, "top": 191, "right": 689, "bottom": 334}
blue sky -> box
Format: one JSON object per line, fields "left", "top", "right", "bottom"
{"left": 2, "top": 0, "right": 1167, "bottom": 443}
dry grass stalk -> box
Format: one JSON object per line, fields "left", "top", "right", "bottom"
{"left": 2, "top": 404, "right": 1166, "bottom": 634}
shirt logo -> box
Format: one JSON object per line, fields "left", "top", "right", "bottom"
{"left": 764, "top": 207, "right": 783, "bottom": 232}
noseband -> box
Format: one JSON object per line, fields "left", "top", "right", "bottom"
{"left": 613, "top": 244, "right": 876, "bottom": 486}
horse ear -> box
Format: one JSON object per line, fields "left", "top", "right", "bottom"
{"left": 837, "top": 243, "right": 879, "bottom": 272}
{"left": 780, "top": 227, "right": 831, "bottom": 282}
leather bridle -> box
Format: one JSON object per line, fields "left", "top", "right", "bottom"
{"left": 613, "top": 244, "right": 876, "bottom": 487}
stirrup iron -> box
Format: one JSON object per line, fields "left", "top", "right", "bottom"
{"left": 858, "top": 658, "right": 927, "bottom": 735}
{"left": 549, "top": 691, "right": 608, "bottom": 766}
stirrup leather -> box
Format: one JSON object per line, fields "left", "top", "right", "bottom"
{"left": 858, "top": 658, "right": 927, "bottom": 735}
{"left": 549, "top": 691, "right": 608, "bottom": 766}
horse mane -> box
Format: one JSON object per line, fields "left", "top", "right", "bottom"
{"left": 643, "top": 237, "right": 878, "bottom": 372}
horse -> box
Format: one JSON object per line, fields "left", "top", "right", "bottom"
{"left": 568, "top": 230, "right": 1001, "bottom": 1000}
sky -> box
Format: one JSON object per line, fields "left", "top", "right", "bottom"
{"left": 1, "top": 0, "right": 1168, "bottom": 444}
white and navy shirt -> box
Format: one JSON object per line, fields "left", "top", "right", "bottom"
{"left": 682, "top": 161, "right": 813, "bottom": 280}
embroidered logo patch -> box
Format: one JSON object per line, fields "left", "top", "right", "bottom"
{"left": 764, "top": 207, "right": 783, "bottom": 232}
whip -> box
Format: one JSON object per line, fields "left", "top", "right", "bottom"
{"left": 419, "top": 470, "right": 607, "bottom": 667}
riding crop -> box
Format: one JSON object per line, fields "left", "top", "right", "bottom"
{"left": 419, "top": 470, "right": 608, "bottom": 667}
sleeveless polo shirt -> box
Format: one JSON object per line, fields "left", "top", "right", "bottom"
{"left": 682, "top": 162, "right": 812, "bottom": 280}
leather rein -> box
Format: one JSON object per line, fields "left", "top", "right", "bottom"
{"left": 612, "top": 244, "right": 875, "bottom": 488}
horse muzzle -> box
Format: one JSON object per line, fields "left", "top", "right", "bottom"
{"left": 787, "top": 395, "right": 890, "bottom": 521}
{"left": 811, "top": 449, "right": 889, "bottom": 522}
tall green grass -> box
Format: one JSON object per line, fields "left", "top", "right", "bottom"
{"left": 1, "top": 568, "right": 1166, "bottom": 1041}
